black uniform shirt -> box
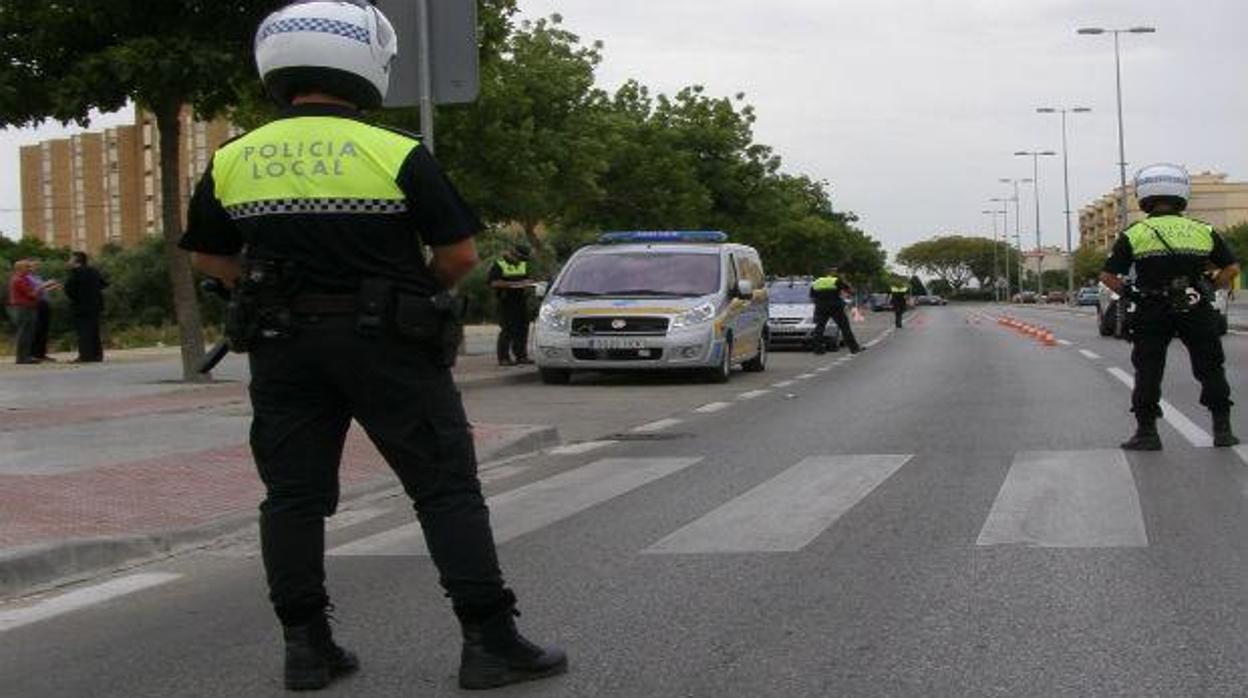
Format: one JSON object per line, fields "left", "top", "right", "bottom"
{"left": 810, "top": 278, "right": 851, "bottom": 309}
{"left": 1104, "top": 215, "right": 1236, "bottom": 290}
{"left": 179, "top": 103, "right": 482, "bottom": 296}
{"left": 487, "top": 259, "right": 531, "bottom": 309}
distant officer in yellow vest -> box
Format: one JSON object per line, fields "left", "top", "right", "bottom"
{"left": 179, "top": 1, "right": 565, "bottom": 689}
{"left": 1100, "top": 163, "right": 1240, "bottom": 450}
{"left": 889, "top": 282, "right": 909, "bottom": 329}
{"left": 810, "top": 267, "right": 863, "bottom": 354}
{"left": 489, "top": 244, "right": 536, "bottom": 365}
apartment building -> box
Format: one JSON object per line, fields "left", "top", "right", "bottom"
{"left": 19, "top": 107, "right": 238, "bottom": 254}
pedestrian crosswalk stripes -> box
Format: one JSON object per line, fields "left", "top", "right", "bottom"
{"left": 643, "top": 455, "right": 912, "bottom": 554}
{"left": 328, "top": 457, "right": 703, "bottom": 557}
{"left": 976, "top": 450, "right": 1148, "bottom": 548}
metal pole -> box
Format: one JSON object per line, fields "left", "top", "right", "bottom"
{"left": 416, "top": 0, "right": 436, "bottom": 154}
{"left": 1012, "top": 180, "right": 1021, "bottom": 298}
{"left": 1032, "top": 154, "right": 1043, "bottom": 296}
{"left": 1113, "top": 31, "right": 1128, "bottom": 231}
{"left": 990, "top": 212, "right": 999, "bottom": 301}
{"left": 1060, "top": 110, "right": 1074, "bottom": 296}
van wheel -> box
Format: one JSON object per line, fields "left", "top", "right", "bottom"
{"left": 539, "top": 368, "right": 572, "bottom": 385}
{"left": 706, "top": 341, "right": 733, "bottom": 383}
{"left": 742, "top": 336, "right": 767, "bottom": 372}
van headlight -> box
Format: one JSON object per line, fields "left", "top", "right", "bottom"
{"left": 538, "top": 305, "right": 570, "bottom": 332}
{"left": 670, "top": 302, "right": 717, "bottom": 329}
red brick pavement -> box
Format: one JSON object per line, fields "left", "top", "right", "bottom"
{"left": 0, "top": 423, "right": 520, "bottom": 550}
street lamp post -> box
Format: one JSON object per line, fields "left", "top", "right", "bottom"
{"left": 1014, "top": 151, "right": 1057, "bottom": 295}
{"left": 999, "top": 177, "right": 1033, "bottom": 300}
{"left": 1077, "top": 26, "right": 1156, "bottom": 231}
{"left": 1037, "top": 106, "right": 1092, "bottom": 297}
{"left": 982, "top": 209, "right": 1001, "bottom": 301}
{"left": 989, "top": 198, "right": 1010, "bottom": 301}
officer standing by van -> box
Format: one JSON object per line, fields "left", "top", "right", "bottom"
{"left": 1100, "top": 163, "right": 1240, "bottom": 450}
{"left": 179, "top": 2, "right": 565, "bottom": 690}
{"left": 889, "top": 281, "right": 908, "bottom": 329}
{"left": 810, "top": 267, "right": 863, "bottom": 354}
{"left": 489, "top": 244, "right": 535, "bottom": 365}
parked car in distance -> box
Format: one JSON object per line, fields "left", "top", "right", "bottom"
{"left": 764, "top": 278, "right": 842, "bottom": 351}
{"left": 914, "top": 295, "right": 947, "bottom": 306}
{"left": 1012, "top": 291, "right": 1038, "bottom": 304}
{"left": 869, "top": 293, "right": 893, "bottom": 311}
{"left": 1045, "top": 290, "right": 1068, "bottom": 304}
{"left": 1075, "top": 287, "right": 1099, "bottom": 306}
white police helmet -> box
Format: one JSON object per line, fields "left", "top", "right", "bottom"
{"left": 255, "top": 1, "right": 398, "bottom": 109}
{"left": 1134, "top": 163, "right": 1191, "bottom": 207}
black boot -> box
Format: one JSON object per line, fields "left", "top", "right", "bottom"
{"left": 458, "top": 608, "right": 567, "bottom": 690}
{"left": 1121, "top": 417, "right": 1162, "bottom": 451}
{"left": 1212, "top": 412, "right": 1240, "bottom": 448}
{"left": 282, "top": 616, "right": 359, "bottom": 691}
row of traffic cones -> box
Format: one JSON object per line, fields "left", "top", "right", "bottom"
{"left": 996, "top": 315, "right": 1058, "bottom": 347}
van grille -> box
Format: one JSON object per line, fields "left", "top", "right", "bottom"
{"left": 571, "top": 316, "right": 669, "bottom": 336}
{"left": 572, "top": 348, "right": 665, "bottom": 361}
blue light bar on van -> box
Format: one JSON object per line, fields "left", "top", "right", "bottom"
{"left": 598, "top": 230, "right": 728, "bottom": 244}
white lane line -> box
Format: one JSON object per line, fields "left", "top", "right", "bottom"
{"left": 326, "top": 507, "right": 391, "bottom": 532}
{"left": 1079, "top": 349, "right": 1102, "bottom": 360}
{"left": 632, "top": 418, "right": 683, "bottom": 433}
{"left": 737, "top": 390, "right": 771, "bottom": 400}
{"left": 1234, "top": 445, "right": 1248, "bottom": 466}
{"left": 1057, "top": 339, "right": 1073, "bottom": 346}
{"left": 694, "top": 402, "right": 733, "bottom": 414}
{"left": 1106, "top": 367, "right": 1213, "bottom": 448}
{"left": 645, "top": 455, "right": 913, "bottom": 554}
{"left": 771, "top": 380, "right": 796, "bottom": 388}
{"left": 0, "top": 573, "right": 182, "bottom": 633}
{"left": 796, "top": 373, "right": 816, "bottom": 380}
{"left": 549, "top": 441, "right": 616, "bottom": 456}
{"left": 815, "top": 367, "right": 831, "bottom": 373}
{"left": 977, "top": 450, "right": 1147, "bottom": 548}
{"left": 480, "top": 464, "right": 531, "bottom": 483}
{"left": 330, "top": 458, "right": 703, "bottom": 556}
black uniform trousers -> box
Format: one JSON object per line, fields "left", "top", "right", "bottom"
{"left": 248, "top": 317, "right": 508, "bottom": 627}
{"left": 813, "top": 305, "right": 860, "bottom": 352}
{"left": 1129, "top": 299, "right": 1232, "bottom": 419}
{"left": 73, "top": 311, "right": 103, "bottom": 362}
{"left": 496, "top": 299, "right": 529, "bottom": 362}
{"left": 891, "top": 294, "right": 906, "bottom": 328}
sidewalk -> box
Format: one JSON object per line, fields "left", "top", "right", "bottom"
{"left": 0, "top": 325, "right": 557, "bottom": 598}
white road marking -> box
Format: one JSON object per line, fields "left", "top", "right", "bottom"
{"left": 1057, "top": 339, "right": 1073, "bottom": 346}
{"left": 480, "top": 464, "right": 531, "bottom": 483}
{"left": 549, "top": 441, "right": 616, "bottom": 456}
{"left": 771, "top": 380, "right": 796, "bottom": 388}
{"left": 737, "top": 390, "right": 771, "bottom": 400}
{"left": 694, "top": 402, "right": 733, "bottom": 414}
{"left": 1079, "top": 349, "right": 1102, "bottom": 360}
{"left": 0, "top": 573, "right": 182, "bottom": 633}
{"left": 977, "top": 450, "right": 1148, "bottom": 548}
{"left": 1234, "top": 445, "right": 1248, "bottom": 466}
{"left": 632, "top": 418, "right": 683, "bottom": 433}
{"left": 796, "top": 373, "right": 816, "bottom": 380}
{"left": 1106, "top": 367, "right": 1214, "bottom": 447}
{"left": 330, "top": 458, "right": 703, "bottom": 556}
{"left": 326, "top": 507, "right": 391, "bottom": 532}
{"left": 815, "top": 367, "right": 831, "bottom": 373}
{"left": 645, "top": 455, "right": 912, "bottom": 554}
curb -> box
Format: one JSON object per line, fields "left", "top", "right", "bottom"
{"left": 0, "top": 424, "right": 559, "bottom": 600}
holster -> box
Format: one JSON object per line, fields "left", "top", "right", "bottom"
{"left": 393, "top": 291, "right": 466, "bottom": 367}
{"left": 225, "top": 258, "right": 298, "bottom": 352}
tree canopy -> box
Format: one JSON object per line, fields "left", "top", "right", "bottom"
{"left": 896, "top": 235, "right": 1018, "bottom": 292}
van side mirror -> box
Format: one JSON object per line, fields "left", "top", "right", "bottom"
{"left": 736, "top": 280, "right": 754, "bottom": 299}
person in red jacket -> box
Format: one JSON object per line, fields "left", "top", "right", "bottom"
{"left": 7, "top": 259, "right": 39, "bottom": 364}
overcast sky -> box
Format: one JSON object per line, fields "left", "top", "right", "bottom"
{"left": 2, "top": 0, "right": 1245, "bottom": 265}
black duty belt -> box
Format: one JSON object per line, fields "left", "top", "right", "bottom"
{"left": 290, "top": 294, "right": 357, "bottom": 315}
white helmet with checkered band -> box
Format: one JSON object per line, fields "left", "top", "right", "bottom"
{"left": 256, "top": 1, "right": 398, "bottom": 109}
{"left": 1134, "top": 163, "right": 1191, "bottom": 208}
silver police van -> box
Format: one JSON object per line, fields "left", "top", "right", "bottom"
{"left": 533, "top": 231, "right": 768, "bottom": 384}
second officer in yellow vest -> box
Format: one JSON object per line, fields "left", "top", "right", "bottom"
{"left": 889, "top": 282, "right": 909, "bottom": 329}
{"left": 1100, "top": 163, "right": 1240, "bottom": 450}
{"left": 810, "top": 267, "right": 863, "bottom": 354}
{"left": 489, "top": 244, "right": 535, "bottom": 365}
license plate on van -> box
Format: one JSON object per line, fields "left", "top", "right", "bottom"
{"left": 586, "top": 338, "right": 648, "bottom": 350}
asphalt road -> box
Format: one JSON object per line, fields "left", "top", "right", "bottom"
{"left": 3, "top": 305, "right": 1246, "bottom": 697}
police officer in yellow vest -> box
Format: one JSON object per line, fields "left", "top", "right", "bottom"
{"left": 810, "top": 267, "right": 862, "bottom": 354}
{"left": 179, "top": 2, "right": 565, "bottom": 690}
{"left": 489, "top": 244, "right": 535, "bottom": 365}
{"left": 1100, "top": 163, "right": 1241, "bottom": 450}
{"left": 889, "top": 282, "right": 909, "bottom": 329}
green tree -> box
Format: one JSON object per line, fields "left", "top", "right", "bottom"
{"left": 1221, "top": 222, "right": 1248, "bottom": 264}
{"left": 0, "top": 0, "right": 284, "bottom": 380}
{"left": 1073, "top": 244, "right": 1107, "bottom": 288}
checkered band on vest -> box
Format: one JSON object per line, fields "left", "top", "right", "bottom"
{"left": 225, "top": 198, "right": 408, "bottom": 219}
{"left": 260, "top": 17, "right": 370, "bottom": 45}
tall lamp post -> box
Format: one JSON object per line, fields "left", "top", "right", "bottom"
{"left": 982, "top": 209, "right": 1000, "bottom": 301}
{"left": 984, "top": 204, "right": 1009, "bottom": 301}
{"left": 1037, "top": 106, "right": 1092, "bottom": 297}
{"left": 999, "top": 177, "right": 1032, "bottom": 300}
{"left": 989, "top": 197, "right": 1010, "bottom": 300}
{"left": 1014, "top": 150, "right": 1057, "bottom": 295}
{"left": 1077, "top": 26, "right": 1156, "bottom": 231}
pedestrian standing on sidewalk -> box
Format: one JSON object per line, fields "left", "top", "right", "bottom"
{"left": 489, "top": 244, "right": 536, "bottom": 366}
{"left": 64, "top": 252, "right": 108, "bottom": 363}
{"left": 1100, "top": 163, "right": 1241, "bottom": 450}
{"left": 28, "top": 259, "right": 61, "bottom": 362}
{"left": 7, "top": 259, "right": 39, "bottom": 364}
{"left": 179, "top": 2, "right": 566, "bottom": 691}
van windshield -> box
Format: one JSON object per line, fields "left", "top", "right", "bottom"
{"left": 554, "top": 252, "right": 722, "bottom": 297}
